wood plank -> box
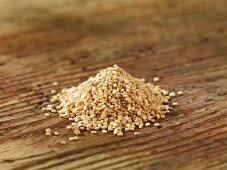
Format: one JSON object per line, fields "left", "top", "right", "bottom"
{"left": 0, "top": 0, "right": 227, "bottom": 170}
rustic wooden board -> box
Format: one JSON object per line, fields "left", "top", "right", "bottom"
{"left": 0, "top": 0, "right": 227, "bottom": 170}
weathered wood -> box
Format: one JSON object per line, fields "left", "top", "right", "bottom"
{"left": 0, "top": 0, "right": 227, "bottom": 170}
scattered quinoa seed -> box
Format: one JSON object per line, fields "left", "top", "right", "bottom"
{"left": 134, "top": 132, "right": 140, "bottom": 135}
{"left": 117, "top": 132, "right": 123, "bottom": 136}
{"left": 45, "top": 128, "right": 52, "bottom": 136}
{"left": 145, "top": 122, "right": 151, "bottom": 127}
{"left": 45, "top": 128, "right": 51, "bottom": 133}
{"left": 47, "top": 104, "right": 53, "bottom": 110}
{"left": 162, "top": 90, "right": 169, "bottom": 95}
{"left": 113, "top": 129, "right": 118, "bottom": 135}
{"left": 172, "top": 102, "right": 179, "bottom": 106}
{"left": 53, "top": 82, "right": 58, "bottom": 86}
{"left": 141, "top": 78, "right": 146, "bottom": 82}
{"left": 50, "top": 109, "right": 57, "bottom": 113}
{"left": 161, "top": 115, "right": 166, "bottom": 119}
{"left": 154, "top": 123, "right": 161, "bottom": 128}
{"left": 139, "top": 124, "right": 143, "bottom": 128}
{"left": 51, "top": 90, "right": 57, "bottom": 94}
{"left": 68, "top": 137, "right": 74, "bottom": 141}
{"left": 50, "top": 98, "right": 56, "bottom": 103}
{"left": 169, "top": 92, "right": 176, "bottom": 97}
{"left": 73, "top": 136, "right": 79, "bottom": 140}
{"left": 68, "top": 136, "right": 79, "bottom": 141}
{"left": 177, "top": 91, "right": 183, "bottom": 95}
{"left": 44, "top": 113, "right": 50, "bottom": 117}
{"left": 102, "top": 130, "right": 108, "bottom": 133}
{"left": 153, "top": 77, "right": 160, "bottom": 82}
{"left": 60, "top": 141, "right": 66, "bottom": 145}
{"left": 53, "top": 132, "right": 59, "bottom": 136}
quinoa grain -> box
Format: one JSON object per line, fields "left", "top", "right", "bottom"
{"left": 172, "top": 102, "right": 179, "bottom": 106}
{"left": 44, "top": 113, "right": 50, "bottom": 117}
{"left": 53, "top": 82, "right": 58, "bottom": 86}
{"left": 153, "top": 77, "right": 160, "bottom": 82}
{"left": 154, "top": 123, "right": 161, "bottom": 128}
{"left": 60, "top": 141, "right": 66, "bottom": 145}
{"left": 42, "top": 65, "right": 179, "bottom": 138}
{"left": 177, "top": 91, "right": 183, "bottom": 95}
{"left": 51, "top": 90, "right": 57, "bottom": 94}
{"left": 53, "top": 132, "right": 59, "bottom": 136}
{"left": 169, "top": 92, "right": 176, "bottom": 97}
{"left": 134, "top": 132, "right": 140, "bottom": 135}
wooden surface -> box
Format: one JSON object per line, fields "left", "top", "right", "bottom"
{"left": 0, "top": 0, "right": 227, "bottom": 170}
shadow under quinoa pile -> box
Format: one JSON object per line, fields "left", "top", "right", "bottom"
{"left": 42, "top": 65, "right": 180, "bottom": 140}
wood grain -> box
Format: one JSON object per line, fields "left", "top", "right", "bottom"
{"left": 0, "top": 0, "right": 227, "bottom": 170}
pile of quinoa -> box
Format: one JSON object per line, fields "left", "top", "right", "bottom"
{"left": 43, "top": 65, "right": 181, "bottom": 139}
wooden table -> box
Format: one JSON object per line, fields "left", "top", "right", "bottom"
{"left": 0, "top": 0, "right": 227, "bottom": 170}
